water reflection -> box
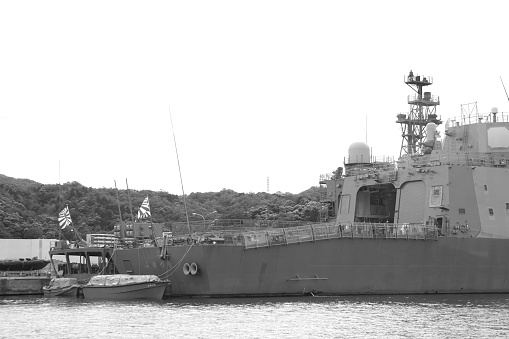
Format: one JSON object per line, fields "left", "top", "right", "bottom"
{"left": 1, "top": 294, "right": 509, "bottom": 338}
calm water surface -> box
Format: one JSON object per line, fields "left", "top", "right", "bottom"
{"left": 1, "top": 294, "right": 508, "bottom": 338}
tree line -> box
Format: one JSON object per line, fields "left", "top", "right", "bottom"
{"left": 0, "top": 174, "right": 325, "bottom": 239}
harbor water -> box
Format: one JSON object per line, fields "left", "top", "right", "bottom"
{"left": 1, "top": 294, "right": 508, "bottom": 338}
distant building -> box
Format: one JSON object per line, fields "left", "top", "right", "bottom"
{"left": 0, "top": 239, "right": 57, "bottom": 260}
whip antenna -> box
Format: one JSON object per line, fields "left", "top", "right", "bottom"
{"left": 169, "top": 108, "right": 191, "bottom": 236}
{"left": 501, "top": 76, "right": 509, "bottom": 102}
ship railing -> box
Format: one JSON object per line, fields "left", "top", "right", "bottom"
{"left": 407, "top": 94, "right": 440, "bottom": 105}
{"left": 267, "top": 229, "right": 286, "bottom": 246}
{"left": 312, "top": 223, "right": 340, "bottom": 240}
{"left": 446, "top": 112, "right": 509, "bottom": 127}
{"left": 344, "top": 161, "right": 397, "bottom": 177}
{"left": 410, "top": 152, "right": 509, "bottom": 169}
{"left": 344, "top": 222, "right": 437, "bottom": 240}
{"left": 404, "top": 74, "right": 433, "bottom": 85}
{"left": 244, "top": 224, "right": 333, "bottom": 249}
{"left": 243, "top": 231, "right": 269, "bottom": 249}
{"left": 241, "top": 222, "right": 438, "bottom": 249}
{"left": 167, "top": 221, "right": 438, "bottom": 249}
{"left": 343, "top": 155, "right": 396, "bottom": 165}
{"left": 171, "top": 219, "right": 315, "bottom": 236}
{"left": 395, "top": 223, "right": 438, "bottom": 240}
{"left": 351, "top": 223, "right": 372, "bottom": 238}
{"left": 319, "top": 173, "right": 335, "bottom": 182}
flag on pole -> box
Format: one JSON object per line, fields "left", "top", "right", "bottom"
{"left": 58, "top": 205, "right": 72, "bottom": 229}
{"left": 137, "top": 196, "right": 151, "bottom": 220}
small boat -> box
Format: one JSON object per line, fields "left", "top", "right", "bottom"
{"left": 43, "top": 278, "right": 81, "bottom": 297}
{"left": 0, "top": 258, "right": 50, "bottom": 271}
{"left": 82, "top": 274, "right": 168, "bottom": 300}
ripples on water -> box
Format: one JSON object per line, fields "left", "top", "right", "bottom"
{"left": 1, "top": 294, "right": 508, "bottom": 338}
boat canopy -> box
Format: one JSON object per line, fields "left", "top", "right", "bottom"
{"left": 87, "top": 274, "right": 161, "bottom": 286}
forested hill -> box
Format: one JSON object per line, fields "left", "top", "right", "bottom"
{"left": 0, "top": 174, "right": 323, "bottom": 239}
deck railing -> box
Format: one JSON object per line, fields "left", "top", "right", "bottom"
{"left": 165, "top": 222, "right": 438, "bottom": 250}
{"left": 408, "top": 151, "right": 509, "bottom": 168}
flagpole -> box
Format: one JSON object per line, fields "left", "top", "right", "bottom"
{"left": 147, "top": 196, "right": 156, "bottom": 245}
{"left": 58, "top": 160, "right": 61, "bottom": 240}
{"left": 125, "top": 178, "right": 135, "bottom": 223}
{"left": 114, "top": 180, "right": 125, "bottom": 239}
{"left": 148, "top": 197, "right": 153, "bottom": 225}
{"left": 66, "top": 205, "right": 84, "bottom": 245}
{"left": 114, "top": 180, "right": 123, "bottom": 221}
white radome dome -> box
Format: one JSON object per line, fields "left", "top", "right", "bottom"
{"left": 348, "top": 142, "right": 370, "bottom": 164}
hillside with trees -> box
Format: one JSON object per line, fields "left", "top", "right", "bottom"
{"left": 0, "top": 174, "right": 325, "bottom": 239}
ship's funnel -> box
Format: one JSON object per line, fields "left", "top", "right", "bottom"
{"left": 348, "top": 142, "right": 370, "bottom": 164}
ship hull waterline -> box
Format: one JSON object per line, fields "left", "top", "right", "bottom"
{"left": 111, "top": 237, "right": 509, "bottom": 297}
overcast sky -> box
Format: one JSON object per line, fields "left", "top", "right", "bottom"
{"left": 1, "top": 1, "right": 508, "bottom": 195}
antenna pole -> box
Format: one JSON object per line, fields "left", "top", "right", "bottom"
{"left": 501, "top": 76, "right": 509, "bottom": 102}
{"left": 114, "top": 180, "right": 125, "bottom": 239}
{"left": 58, "top": 160, "right": 61, "bottom": 240}
{"left": 125, "top": 178, "right": 135, "bottom": 222}
{"left": 169, "top": 108, "right": 192, "bottom": 236}
{"left": 114, "top": 180, "right": 123, "bottom": 222}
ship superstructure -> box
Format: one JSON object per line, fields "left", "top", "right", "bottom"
{"left": 327, "top": 72, "right": 509, "bottom": 239}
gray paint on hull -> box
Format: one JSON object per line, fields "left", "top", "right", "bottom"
{"left": 113, "top": 237, "right": 509, "bottom": 297}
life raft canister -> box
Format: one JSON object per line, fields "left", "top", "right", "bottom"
{"left": 183, "top": 263, "right": 191, "bottom": 275}
{"left": 190, "top": 262, "right": 199, "bottom": 275}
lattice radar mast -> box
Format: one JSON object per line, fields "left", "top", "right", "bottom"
{"left": 397, "top": 71, "right": 442, "bottom": 157}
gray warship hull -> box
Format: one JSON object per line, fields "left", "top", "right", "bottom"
{"left": 112, "top": 235, "right": 509, "bottom": 297}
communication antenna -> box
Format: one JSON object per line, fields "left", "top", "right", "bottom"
{"left": 125, "top": 179, "right": 135, "bottom": 222}
{"left": 501, "top": 76, "right": 509, "bottom": 102}
{"left": 114, "top": 180, "right": 123, "bottom": 221}
{"left": 58, "top": 160, "right": 61, "bottom": 240}
{"left": 169, "top": 107, "right": 192, "bottom": 236}
{"left": 267, "top": 177, "right": 270, "bottom": 193}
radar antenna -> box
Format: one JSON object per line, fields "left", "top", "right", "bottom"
{"left": 397, "top": 71, "right": 442, "bottom": 156}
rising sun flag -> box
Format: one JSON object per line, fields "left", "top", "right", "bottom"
{"left": 58, "top": 205, "right": 72, "bottom": 229}
{"left": 137, "top": 196, "right": 151, "bottom": 221}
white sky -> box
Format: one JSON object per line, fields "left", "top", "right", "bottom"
{"left": 1, "top": 1, "right": 508, "bottom": 194}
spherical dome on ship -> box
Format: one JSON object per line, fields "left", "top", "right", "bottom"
{"left": 348, "top": 141, "right": 371, "bottom": 164}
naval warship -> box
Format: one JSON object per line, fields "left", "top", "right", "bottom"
{"left": 50, "top": 72, "right": 509, "bottom": 296}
